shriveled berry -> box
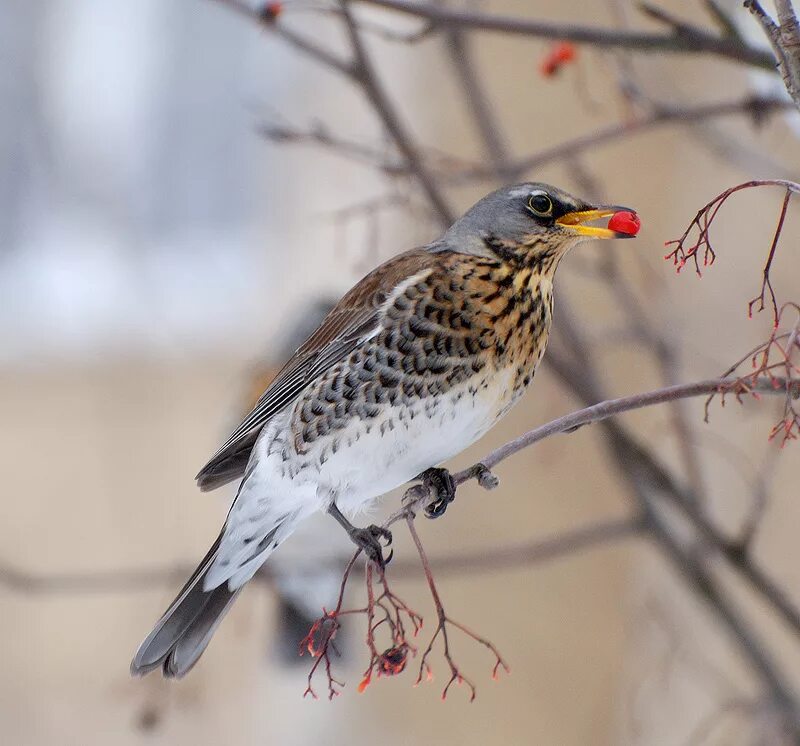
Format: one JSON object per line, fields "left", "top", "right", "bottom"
{"left": 378, "top": 646, "right": 408, "bottom": 676}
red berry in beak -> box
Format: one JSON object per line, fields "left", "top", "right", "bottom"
{"left": 607, "top": 211, "right": 641, "bottom": 236}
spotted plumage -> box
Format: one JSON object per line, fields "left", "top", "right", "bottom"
{"left": 131, "top": 182, "right": 635, "bottom": 678}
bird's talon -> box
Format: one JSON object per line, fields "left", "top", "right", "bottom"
{"left": 424, "top": 498, "right": 448, "bottom": 519}
{"left": 419, "top": 467, "right": 457, "bottom": 519}
{"left": 350, "top": 524, "right": 393, "bottom": 568}
{"left": 371, "top": 524, "right": 392, "bottom": 546}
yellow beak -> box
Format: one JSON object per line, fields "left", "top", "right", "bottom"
{"left": 556, "top": 206, "right": 636, "bottom": 239}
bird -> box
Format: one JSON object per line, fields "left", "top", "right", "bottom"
{"left": 238, "top": 297, "right": 355, "bottom": 664}
{"left": 130, "top": 182, "right": 636, "bottom": 678}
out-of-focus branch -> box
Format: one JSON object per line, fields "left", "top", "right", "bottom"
{"left": 211, "top": 0, "right": 355, "bottom": 75}
{"left": 0, "top": 516, "right": 639, "bottom": 594}
{"left": 338, "top": 0, "right": 454, "bottom": 225}
{"left": 639, "top": 487, "right": 800, "bottom": 733}
{"left": 747, "top": 0, "right": 800, "bottom": 111}
{"left": 441, "top": 27, "right": 513, "bottom": 180}
{"left": 257, "top": 96, "right": 791, "bottom": 185}
{"left": 211, "top": 0, "right": 454, "bottom": 226}
{"left": 597, "top": 252, "right": 707, "bottom": 498}
{"left": 258, "top": 121, "right": 403, "bottom": 172}
{"left": 540, "top": 351, "right": 800, "bottom": 737}
{"left": 9, "top": 375, "right": 796, "bottom": 597}
{"left": 356, "top": 0, "right": 776, "bottom": 69}
{"left": 256, "top": 121, "right": 479, "bottom": 177}
{"left": 449, "top": 95, "right": 792, "bottom": 184}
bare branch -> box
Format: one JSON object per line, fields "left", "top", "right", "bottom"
{"left": 406, "top": 515, "right": 509, "bottom": 701}
{"left": 455, "top": 377, "right": 799, "bottom": 481}
{"left": 257, "top": 121, "right": 406, "bottom": 173}
{"left": 0, "top": 517, "right": 638, "bottom": 594}
{"left": 441, "top": 28, "right": 513, "bottom": 180}
{"left": 356, "top": 0, "right": 775, "bottom": 69}
{"left": 451, "top": 95, "right": 792, "bottom": 184}
{"left": 14, "top": 370, "right": 795, "bottom": 600}
{"left": 210, "top": 0, "right": 355, "bottom": 76}
{"left": 746, "top": 0, "right": 800, "bottom": 110}
{"left": 643, "top": 502, "right": 800, "bottom": 736}
{"left": 338, "top": 0, "right": 454, "bottom": 226}
{"left": 256, "top": 120, "right": 480, "bottom": 177}
{"left": 665, "top": 179, "right": 800, "bottom": 279}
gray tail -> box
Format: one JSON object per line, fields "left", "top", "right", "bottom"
{"left": 130, "top": 534, "right": 241, "bottom": 678}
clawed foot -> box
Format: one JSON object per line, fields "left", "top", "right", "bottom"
{"left": 328, "top": 503, "right": 393, "bottom": 569}
{"left": 348, "top": 524, "right": 393, "bottom": 569}
{"left": 420, "top": 467, "right": 457, "bottom": 519}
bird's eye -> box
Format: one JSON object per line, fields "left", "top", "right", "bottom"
{"left": 527, "top": 192, "right": 553, "bottom": 217}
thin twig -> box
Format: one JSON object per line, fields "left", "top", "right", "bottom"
{"left": 406, "top": 515, "right": 509, "bottom": 701}
{"left": 748, "top": 189, "right": 791, "bottom": 323}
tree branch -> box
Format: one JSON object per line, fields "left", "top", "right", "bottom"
{"left": 210, "top": 0, "right": 355, "bottom": 76}
{"left": 641, "top": 487, "right": 800, "bottom": 733}
{"left": 449, "top": 95, "right": 792, "bottom": 184}
{"left": 356, "top": 0, "right": 776, "bottom": 69}
{"left": 338, "top": 0, "right": 455, "bottom": 226}
{"left": 456, "top": 377, "right": 798, "bottom": 479}
{"left": 12, "top": 373, "right": 795, "bottom": 597}
{"left": 0, "top": 517, "right": 639, "bottom": 594}
{"left": 747, "top": 0, "right": 800, "bottom": 111}
{"left": 441, "top": 26, "right": 514, "bottom": 181}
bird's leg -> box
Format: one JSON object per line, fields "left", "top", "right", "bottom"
{"left": 327, "top": 502, "right": 393, "bottom": 568}
{"left": 419, "top": 467, "right": 457, "bottom": 519}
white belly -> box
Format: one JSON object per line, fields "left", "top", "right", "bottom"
{"left": 215, "top": 368, "right": 517, "bottom": 586}
{"left": 313, "top": 367, "right": 515, "bottom": 515}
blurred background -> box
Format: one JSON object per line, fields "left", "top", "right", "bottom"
{"left": 2, "top": 0, "right": 800, "bottom": 744}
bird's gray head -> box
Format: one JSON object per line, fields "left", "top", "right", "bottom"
{"left": 438, "top": 182, "right": 636, "bottom": 260}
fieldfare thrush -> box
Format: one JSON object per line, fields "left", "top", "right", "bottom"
{"left": 131, "top": 182, "right": 636, "bottom": 677}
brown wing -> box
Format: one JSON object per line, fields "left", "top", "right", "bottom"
{"left": 195, "top": 248, "right": 440, "bottom": 491}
